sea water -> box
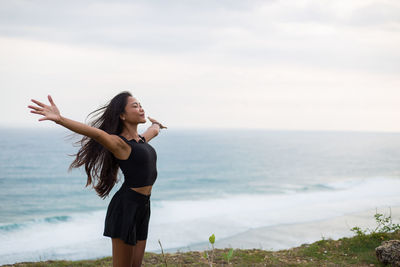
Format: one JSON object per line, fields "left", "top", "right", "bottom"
{"left": 0, "top": 128, "right": 400, "bottom": 264}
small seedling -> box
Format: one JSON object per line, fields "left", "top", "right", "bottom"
{"left": 209, "top": 234, "right": 215, "bottom": 245}
{"left": 223, "top": 248, "right": 234, "bottom": 264}
{"left": 206, "top": 234, "right": 216, "bottom": 267}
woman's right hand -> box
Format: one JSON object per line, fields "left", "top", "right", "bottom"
{"left": 28, "top": 95, "right": 61, "bottom": 123}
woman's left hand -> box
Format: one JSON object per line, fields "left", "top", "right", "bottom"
{"left": 147, "top": 116, "right": 167, "bottom": 129}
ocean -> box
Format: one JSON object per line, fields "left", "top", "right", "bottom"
{"left": 0, "top": 128, "right": 400, "bottom": 264}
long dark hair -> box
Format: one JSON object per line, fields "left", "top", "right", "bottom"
{"left": 69, "top": 91, "right": 132, "bottom": 198}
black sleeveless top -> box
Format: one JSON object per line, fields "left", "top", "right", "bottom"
{"left": 116, "top": 135, "right": 157, "bottom": 187}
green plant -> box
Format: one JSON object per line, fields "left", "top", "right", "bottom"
{"left": 351, "top": 208, "right": 400, "bottom": 237}
{"left": 203, "top": 234, "right": 216, "bottom": 267}
{"left": 223, "top": 248, "right": 234, "bottom": 264}
{"left": 372, "top": 212, "right": 400, "bottom": 233}
{"left": 350, "top": 226, "right": 367, "bottom": 236}
{"left": 209, "top": 233, "right": 215, "bottom": 245}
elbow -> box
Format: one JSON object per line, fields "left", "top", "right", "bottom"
{"left": 93, "top": 129, "right": 106, "bottom": 142}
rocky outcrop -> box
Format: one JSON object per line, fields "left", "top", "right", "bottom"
{"left": 376, "top": 240, "right": 400, "bottom": 266}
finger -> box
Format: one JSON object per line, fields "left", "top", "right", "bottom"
{"left": 28, "top": 105, "right": 43, "bottom": 111}
{"left": 30, "top": 110, "right": 44, "bottom": 115}
{"left": 38, "top": 117, "right": 48, "bottom": 121}
{"left": 48, "top": 95, "right": 56, "bottom": 106}
{"left": 31, "top": 99, "right": 46, "bottom": 108}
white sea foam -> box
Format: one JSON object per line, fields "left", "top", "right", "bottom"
{"left": 148, "top": 177, "right": 400, "bottom": 251}
{"left": 1, "top": 177, "right": 400, "bottom": 264}
{"left": 0, "top": 210, "right": 110, "bottom": 264}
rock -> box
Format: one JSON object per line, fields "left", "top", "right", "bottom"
{"left": 375, "top": 240, "right": 400, "bottom": 266}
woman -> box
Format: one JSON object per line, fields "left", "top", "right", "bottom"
{"left": 28, "top": 91, "right": 167, "bottom": 267}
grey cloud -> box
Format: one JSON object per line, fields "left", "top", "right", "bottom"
{"left": 348, "top": 3, "right": 400, "bottom": 26}
{"left": 254, "top": 1, "right": 400, "bottom": 26}
{"left": 0, "top": 0, "right": 266, "bottom": 50}
{"left": 0, "top": 0, "right": 399, "bottom": 73}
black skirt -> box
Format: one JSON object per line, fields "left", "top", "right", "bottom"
{"left": 103, "top": 183, "right": 151, "bottom": 245}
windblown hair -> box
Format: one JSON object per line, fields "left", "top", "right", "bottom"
{"left": 69, "top": 91, "right": 132, "bottom": 198}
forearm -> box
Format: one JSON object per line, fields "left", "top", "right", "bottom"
{"left": 141, "top": 124, "right": 160, "bottom": 142}
{"left": 56, "top": 115, "right": 102, "bottom": 140}
{"left": 146, "top": 124, "right": 160, "bottom": 136}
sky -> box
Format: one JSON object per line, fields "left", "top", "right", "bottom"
{"left": 1, "top": 0, "right": 399, "bottom": 132}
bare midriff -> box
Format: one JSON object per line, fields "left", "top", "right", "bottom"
{"left": 130, "top": 185, "right": 152, "bottom": 196}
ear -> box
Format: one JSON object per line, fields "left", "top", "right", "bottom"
{"left": 120, "top": 113, "right": 125, "bottom": 121}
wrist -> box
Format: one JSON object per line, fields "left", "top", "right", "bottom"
{"left": 151, "top": 122, "right": 161, "bottom": 135}
{"left": 152, "top": 122, "right": 162, "bottom": 128}
{"left": 55, "top": 115, "right": 63, "bottom": 125}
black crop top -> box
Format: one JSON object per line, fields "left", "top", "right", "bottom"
{"left": 116, "top": 135, "right": 157, "bottom": 188}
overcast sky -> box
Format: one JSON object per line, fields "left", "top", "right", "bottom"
{"left": 1, "top": 0, "right": 399, "bottom": 132}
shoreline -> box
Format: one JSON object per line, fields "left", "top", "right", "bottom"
{"left": 161, "top": 206, "right": 400, "bottom": 253}
{"left": 2, "top": 206, "right": 399, "bottom": 265}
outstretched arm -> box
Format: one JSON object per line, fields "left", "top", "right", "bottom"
{"left": 28, "top": 95, "right": 126, "bottom": 156}
{"left": 141, "top": 116, "right": 167, "bottom": 142}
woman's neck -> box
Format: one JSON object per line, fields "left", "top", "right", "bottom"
{"left": 122, "top": 124, "right": 139, "bottom": 139}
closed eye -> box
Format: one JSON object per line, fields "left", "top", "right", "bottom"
{"left": 132, "top": 103, "right": 142, "bottom": 108}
